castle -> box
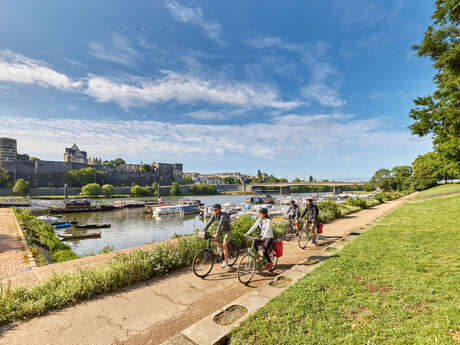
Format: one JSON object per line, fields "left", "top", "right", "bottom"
{"left": 0, "top": 138, "right": 183, "bottom": 187}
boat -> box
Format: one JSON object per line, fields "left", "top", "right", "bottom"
{"left": 55, "top": 222, "right": 72, "bottom": 229}
{"left": 74, "top": 224, "right": 111, "bottom": 229}
{"left": 177, "top": 199, "right": 203, "bottom": 207}
{"left": 245, "top": 196, "right": 265, "bottom": 204}
{"left": 152, "top": 205, "right": 200, "bottom": 216}
{"left": 144, "top": 200, "right": 174, "bottom": 214}
{"left": 59, "top": 232, "right": 101, "bottom": 240}
{"left": 262, "top": 194, "right": 276, "bottom": 204}
{"left": 51, "top": 220, "right": 78, "bottom": 226}
{"left": 36, "top": 215, "right": 60, "bottom": 224}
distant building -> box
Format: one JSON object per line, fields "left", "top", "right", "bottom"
{"left": 64, "top": 144, "right": 87, "bottom": 164}
{"left": 0, "top": 138, "right": 17, "bottom": 163}
{"left": 87, "top": 157, "right": 102, "bottom": 166}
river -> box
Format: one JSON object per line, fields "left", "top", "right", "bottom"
{"left": 34, "top": 193, "right": 323, "bottom": 257}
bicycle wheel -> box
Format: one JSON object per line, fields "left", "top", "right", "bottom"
{"left": 298, "top": 230, "right": 310, "bottom": 249}
{"left": 283, "top": 223, "right": 292, "bottom": 241}
{"left": 192, "top": 249, "right": 214, "bottom": 278}
{"left": 227, "top": 240, "right": 239, "bottom": 267}
{"left": 237, "top": 253, "right": 256, "bottom": 284}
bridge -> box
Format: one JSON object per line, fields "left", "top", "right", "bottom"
{"left": 239, "top": 181, "right": 368, "bottom": 195}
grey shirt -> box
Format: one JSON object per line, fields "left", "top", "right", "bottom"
{"left": 300, "top": 204, "right": 319, "bottom": 222}
{"left": 203, "top": 211, "right": 231, "bottom": 234}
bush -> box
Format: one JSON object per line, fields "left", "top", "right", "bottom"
{"left": 170, "top": 182, "right": 181, "bottom": 196}
{"left": 345, "top": 197, "right": 368, "bottom": 209}
{"left": 130, "top": 185, "right": 150, "bottom": 196}
{"left": 317, "top": 200, "right": 341, "bottom": 223}
{"left": 102, "top": 184, "right": 115, "bottom": 197}
{"left": 80, "top": 183, "right": 102, "bottom": 197}
{"left": 13, "top": 178, "right": 29, "bottom": 196}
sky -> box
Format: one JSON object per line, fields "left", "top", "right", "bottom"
{"left": 0, "top": 0, "right": 436, "bottom": 180}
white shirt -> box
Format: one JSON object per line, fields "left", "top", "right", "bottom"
{"left": 246, "top": 217, "right": 273, "bottom": 239}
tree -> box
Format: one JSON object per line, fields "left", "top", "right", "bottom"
{"left": 223, "top": 177, "right": 236, "bottom": 184}
{"left": 309, "top": 175, "right": 314, "bottom": 183}
{"left": 151, "top": 183, "right": 159, "bottom": 197}
{"left": 81, "top": 183, "right": 103, "bottom": 197}
{"left": 141, "top": 164, "right": 152, "bottom": 173}
{"left": 182, "top": 176, "right": 194, "bottom": 184}
{"left": 13, "top": 179, "right": 29, "bottom": 196}
{"left": 369, "top": 168, "right": 393, "bottom": 191}
{"left": 412, "top": 152, "right": 442, "bottom": 190}
{"left": 130, "top": 185, "right": 150, "bottom": 196}
{"left": 170, "top": 182, "right": 181, "bottom": 196}
{"left": 409, "top": 0, "right": 460, "bottom": 171}
{"left": 63, "top": 168, "right": 105, "bottom": 187}
{"left": 391, "top": 165, "right": 413, "bottom": 191}
{"left": 102, "top": 158, "right": 126, "bottom": 167}
{"left": 0, "top": 168, "right": 9, "bottom": 187}
{"left": 102, "top": 184, "right": 115, "bottom": 197}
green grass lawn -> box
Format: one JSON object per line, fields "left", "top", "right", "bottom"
{"left": 229, "top": 185, "right": 460, "bottom": 345}
{"left": 416, "top": 183, "right": 460, "bottom": 198}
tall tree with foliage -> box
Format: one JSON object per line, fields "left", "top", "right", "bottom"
{"left": 13, "top": 178, "right": 29, "bottom": 196}
{"left": 409, "top": 0, "right": 459, "bottom": 174}
{"left": 170, "top": 182, "right": 181, "bottom": 196}
{"left": 412, "top": 152, "right": 442, "bottom": 190}
{"left": 102, "top": 184, "right": 115, "bottom": 197}
{"left": 0, "top": 167, "right": 10, "bottom": 187}
{"left": 391, "top": 165, "right": 413, "bottom": 191}
{"left": 81, "top": 183, "right": 103, "bottom": 197}
{"left": 368, "top": 168, "right": 393, "bottom": 191}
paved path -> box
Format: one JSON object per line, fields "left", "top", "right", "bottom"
{"left": 0, "top": 195, "right": 414, "bottom": 345}
{"left": 0, "top": 209, "right": 35, "bottom": 281}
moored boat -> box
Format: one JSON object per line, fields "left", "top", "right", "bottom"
{"left": 55, "top": 222, "right": 72, "bottom": 229}
{"left": 59, "top": 232, "right": 101, "bottom": 240}
{"left": 74, "top": 224, "right": 111, "bottom": 229}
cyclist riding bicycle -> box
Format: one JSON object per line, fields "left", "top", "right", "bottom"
{"left": 300, "top": 198, "right": 319, "bottom": 244}
{"left": 245, "top": 208, "right": 274, "bottom": 272}
{"left": 286, "top": 200, "right": 301, "bottom": 235}
{"left": 202, "top": 203, "right": 232, "bottom": 267}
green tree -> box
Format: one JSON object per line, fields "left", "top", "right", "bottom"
{"left": 369, "top": 168, "right": 393, "bottom": 191}
{"left": 0, "top": 167, "right": 10, "bottom": 187}
{"left": 391, "top": 165, "right": 413, "bottom": 191}
{"left": 141, "top": 164, "right": 152, "bottom": 173}
{"left": 309, "top": 175, "right": 314, "bottom": 182}
{"left": 131, "top": 185, "right": 150, "bottom": 196}
{"left": 102, "top": 158, "right": 126, "bottom": 167}
{"left": 102, "top": 184, "right": 115, "bottom": 197}
{"left": 169, "top": 182, "right": 181, "bottom": 196}
{"left": 63, "top": 168, "right": 105, "bottom": 187}
{"left": 412, "top": 152, "right": 441, "bottom": 190}
{"left": 81, "top": 183, "right": 103, "bottom": 197}
{"left": 223, "top": 177, "right": 236, "bottom": 184}
{"left": 13, "top": 178, "right": 30, "bottom": 196}
{"left": 182, "top": 176, "right": 194, "bottom": 184}
{"left": 151, "top": 183, "right": 159, "bottom": 197}
{"left": 410, "top": 0, "right": 460, "bottom": 171}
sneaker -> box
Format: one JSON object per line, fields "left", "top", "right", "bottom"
{"left": 221, "top": 261, "right": 227, "bottom": 268}
{"left": 311, "top": 239, "right": 316, "bottom": 244}
{"left": 267, "top": 262, "right": 273, "bottom": 272}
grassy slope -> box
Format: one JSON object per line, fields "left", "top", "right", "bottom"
{"left": 230, "top": 185, "right": 460, "bottom": 345}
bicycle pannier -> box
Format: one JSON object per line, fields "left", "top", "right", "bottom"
{"left": 273, "top": 240, "right": 283, "bottom": 257}
{"left": 318, "top": 223, "right": 323, "bottom": 234}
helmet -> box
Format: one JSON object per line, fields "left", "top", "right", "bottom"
{"left": 307, "top": 198, "right": 313, "bottom": 202}
{"left": 212, "top": 203, "right": 222, "bottom": 209}
{"left": 290, "top": 200, "right": 295, "bottom": 204}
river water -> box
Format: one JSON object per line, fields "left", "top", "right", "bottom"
{"left": 34, "top": 193, "right": 322, "bottom": 257}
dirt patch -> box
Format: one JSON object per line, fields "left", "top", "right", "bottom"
{"left": 303, "top": 258, "right": 320, "bottom": 266}
{"left": 213, "top": 305, "right": 248, "bottom": 326}
{"left": 269, "top": 276, "right": 292, "bottom": 288}
{"left": 366, "top": 283, "right": 393, "bottom": 294}
{"left": 404, "top": 302, "right": 433, "bottom": 314}
{"left": 346, "top": 306, "right": 368, "bottom": 329}
{"left": 352, "top": 275, "right": 363, "bottom": 281}
{"left": 449, "top": 329, "right": 460, "bottom": 342}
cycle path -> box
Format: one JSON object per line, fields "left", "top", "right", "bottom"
{"left": 0, "top": 195, "right": 413, "bottom": 345}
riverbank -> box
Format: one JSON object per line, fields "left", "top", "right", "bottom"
{"left": 0, "top": 193, "right": 414, "bottom": 344}
{"left": 228, "top": 184, "right": 460, "bottom": 344}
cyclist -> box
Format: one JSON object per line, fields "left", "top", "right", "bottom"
{"left": 245, "top": 208, "right": 274, "bottom": 272}
{"left": 286, "top": 200, "right": 301, "bottom": 235}
{"left": 202, "top": 203, "right": 232, "bottom": 267}
{"left": 300, "top": 198, "right": 319, "bottom": 244}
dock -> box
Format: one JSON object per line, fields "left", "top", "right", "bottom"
{"left": 0, "top": 199, "right": 32, "bottom": 208}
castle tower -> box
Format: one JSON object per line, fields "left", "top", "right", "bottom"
{"left": 0, "top": 137, "right": 17, "bottom": 163}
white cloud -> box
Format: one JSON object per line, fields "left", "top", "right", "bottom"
{"left": 0, "top": 114, "right": 429, "bottom": 165}
{"left": 88, "top": 33, "right": 138, "bottom": 66}
{"left": 0, "top": 50, "right": 82, "bottom": 90}
{"left": 84, "top": 71, "right": 302, "bottom": 109}
{"left": 183, "top": 110, "right": 226, "bottom": 120}
{"left": 165, "top": 1, "right": 224, "bottom": 44}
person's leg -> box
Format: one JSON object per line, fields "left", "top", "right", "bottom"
{"left": 222, "top": 233, "right": 229, "bottom": 262}
{"left": 262, "top": 238, "right": 273, "bottom": 263}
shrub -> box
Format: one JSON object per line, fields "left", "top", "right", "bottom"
{"left": 13, "top": 178, "right": 29, "bottom": 196}
{"left": 80, "top": 183, "right": 102, "bottom": 197}
{"left": 345, "top": 197, "right": 368, "bottom": 209}
{"left": 102, "top": 184, "right": 115, "bottom": 197}
{"left": 170, "top": 182, "right": 181, "bottom": 196}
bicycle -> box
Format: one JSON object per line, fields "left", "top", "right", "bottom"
{"left": 298, "top": 221, "right": 319, "bottom": 249}
{"left": 282, "top": 218, "right": 302, "bottom": 241}
{"left": 237, "top": 236, "right": 279, "bottom": 285}
{"left": 192, "top": 232, "right": 239, "bottom": 278}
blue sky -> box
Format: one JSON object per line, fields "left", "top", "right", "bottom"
{"left": 0, "top": 0, "right": 435, "bottom": 180}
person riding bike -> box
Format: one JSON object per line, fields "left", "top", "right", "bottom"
{"left": 245, "top": 208, "right": 274, "bottom": 272}
{"left": 286, "top": 200, "right": 301, "bottom": 235}
{"left": 300, "top": 198, "right": 319, "bottom": 244}
{"left": 202, "top": 203, "right": 232, "bottom": 267}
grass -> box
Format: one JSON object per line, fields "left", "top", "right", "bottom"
{"left": 416, "top": 183, "right": 459, "bottom": 198}
{"left": 229, "top": 185, "right": 460, "bottom": 345}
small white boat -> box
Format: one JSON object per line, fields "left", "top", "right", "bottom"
{"left": 152, "top": 205, "right": 199, "bottom": 216}
{"left": 36, "top": 215, "right": 60, "bottom": 224}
